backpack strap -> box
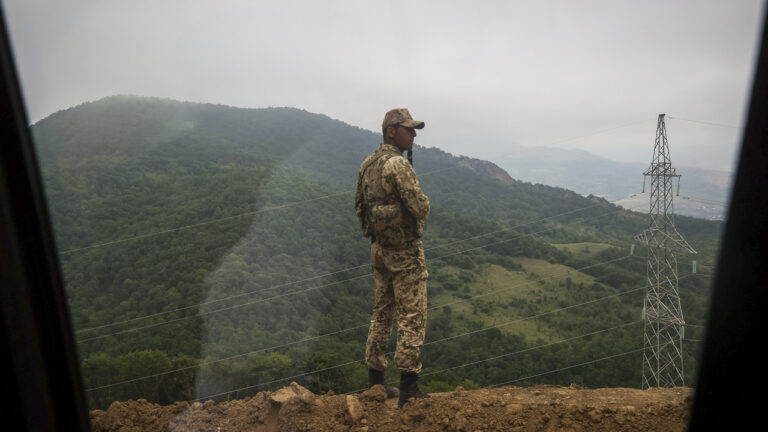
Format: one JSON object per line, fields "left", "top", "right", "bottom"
{"left": 360, "top": 148, "right": 400, "bottom": 181}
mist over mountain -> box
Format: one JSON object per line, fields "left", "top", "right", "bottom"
{"left": 31, "top": 95, "right": 719, "bottom": 409}
{"left": 481, "top": 145, "right": 731, "bottom": 220}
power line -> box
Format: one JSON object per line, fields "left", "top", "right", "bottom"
{"left": 628, "top": 245, "right": 718, "bottom": 275}
{"left": 75, "top": 262, "right": 370, "bottom": 334}
{"left": 490, "top": 347, "right": 645, "bottom": 388}
{"left": 424, "top": 272, "right": 695, "bottom": 353}
{"left": 58, "top": 190, "right": 353, "bottom": 254}
{"left": 500, "top": 118, "right": 655, "bottom": 157}
{"left": 679, "top": 196, "right": 727, "bottom": 207}
{"left": 344, "top": 320, "right": 642, "bottom": 395}
{"left": 547, "top": 118, "right": 656, "bottom": 146}
{"left": 178, "top": 275, "right": 691, "bottom": 400}
{"left": 202, "top": 321, "right": 642, "bottom": 401}
{"left": 619, "top": 194, "right": 728, "bottom": 209}
{"left": 427, "top": 213, "right": 622, "bottom": 263}
{"left": 56, "top": 117, "right": 659, "bottom": 256}
{"left": 97, "top": 270, "right": 696, "bottom": 395}
{"left": 84, "top": 253, "right": 644, "bottom": 392}
{"left": 425, "top": 282, "right": 641, "bottom": 345}
{"left": 78, "top": 273, "right": 374, "bottom": 343}
{"left": 420, "top": 321, "right": 641, "bottom": 380}
{"left": 667, "top": 116, "right": 741, "bottom": 129}
{"left": 79, "top": 205, "right": 656, "bottom": 390}
{"left": 428, "top": 255, "right": 631, "bottom": 313}
{"left": 76, "top": 203, "right": 624, "bottom": 337}
{"left": 79, "top": 209, "right": 632, "bottom": 342}
{"left": 78, "top": 216, "right": 614, "bottom": 342}
{"left": 59, "top": 166, "right": 456, "bottom": 255}
{"left": 423, "top": 203, "right": 601, "bottom": 252}
{"left": 224, "top": 322, "right": 691, "bottom": 400}
{"left": 85, "top": 327, "right": 369, "bottom": 394}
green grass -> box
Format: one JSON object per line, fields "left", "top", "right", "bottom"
{"left": 429, "top": 258, "right": 611, "bottom": 342}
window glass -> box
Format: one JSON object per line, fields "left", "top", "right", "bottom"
{"left": 3, "top": 0, "right": 763, "bottom": 427}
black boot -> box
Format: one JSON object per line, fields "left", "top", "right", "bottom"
{"left": 398, "top": 372, "right": 430, "bottom": 408}
{"left": 368, "top": 368, "right": 399, "bottom": 399}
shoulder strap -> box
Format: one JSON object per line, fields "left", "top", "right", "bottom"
{"left": 360, "top": 148, "right": 400, "bottom": 180}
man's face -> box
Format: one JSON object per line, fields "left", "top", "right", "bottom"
{"left": 391, "top": 124, "right": 417, "bottom": 152}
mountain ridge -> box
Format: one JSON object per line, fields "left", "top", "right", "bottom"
{"left": 480, "top": 144, "right": 731, "bottom": 220}
{"left": 31, "top": 95, "right": 718, "bottom": 409}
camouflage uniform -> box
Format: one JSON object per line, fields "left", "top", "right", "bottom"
{"left": 355, "top": 140, "right": 430, "bottom": 374}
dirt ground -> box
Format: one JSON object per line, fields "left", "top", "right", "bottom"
{"left": 90, "top": 383, "right": 693, "bottom": 432}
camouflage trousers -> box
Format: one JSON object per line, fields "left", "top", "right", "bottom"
{"left": 365, "top": 240, "right": 428, "bottom": 374}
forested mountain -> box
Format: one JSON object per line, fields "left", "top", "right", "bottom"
{"left": 32, "top": 95, "right": 721, "bottom": 409}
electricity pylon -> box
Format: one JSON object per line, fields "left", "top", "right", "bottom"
{"left": 635, "top": 113, "right": 696, "bottom": 388}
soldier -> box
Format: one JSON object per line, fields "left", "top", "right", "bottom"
{"left": 355, "top": 108, "right": 431, "bottom": 407}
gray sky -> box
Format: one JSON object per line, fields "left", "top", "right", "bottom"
{"left": 3, "top": 0, "right": 764, "bottom": 171}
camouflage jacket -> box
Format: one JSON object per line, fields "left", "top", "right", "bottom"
{"left": 355, "top": 143, "right": 430, "bottom": 249}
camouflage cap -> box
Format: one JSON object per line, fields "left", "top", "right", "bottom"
{"left": 382, "top": 108, "right": 425, "bottom": 129}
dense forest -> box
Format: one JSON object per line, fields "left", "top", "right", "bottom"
{"left": 32, "top": 96, "right": 722, "bottom": 409}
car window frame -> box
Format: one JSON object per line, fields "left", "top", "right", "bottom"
{"left": 0, "top": 4, "right": 766, "bottom": 431}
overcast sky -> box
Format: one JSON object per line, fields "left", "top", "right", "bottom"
{"left": 3, "top": 0, "right": 764, "bottom": 171}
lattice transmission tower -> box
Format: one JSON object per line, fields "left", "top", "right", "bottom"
{"left": 635, "top": 113, "right": 696, "bottom": 388}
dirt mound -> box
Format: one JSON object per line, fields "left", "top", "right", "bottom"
{"left": 90, "top": 383, "right": 693, "bottom": 431}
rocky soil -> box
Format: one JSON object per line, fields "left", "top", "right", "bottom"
{"left": 90, "top": 383, "right": 693, "bottom": 432}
